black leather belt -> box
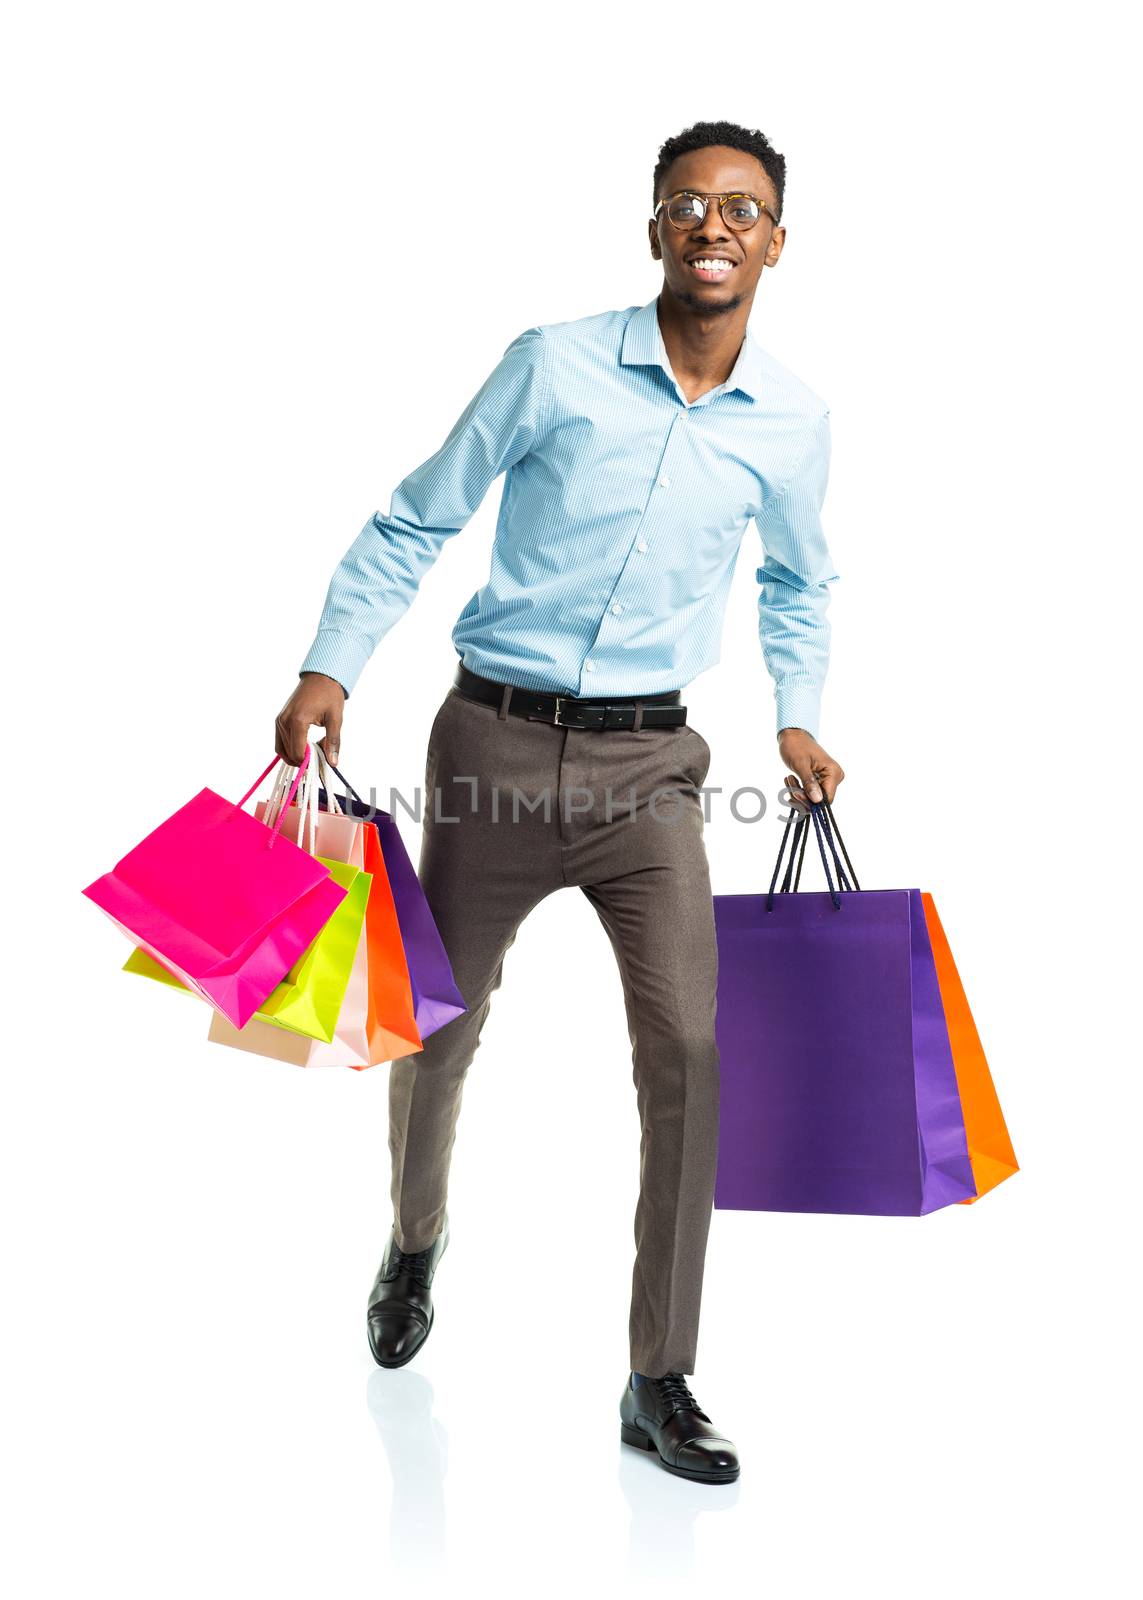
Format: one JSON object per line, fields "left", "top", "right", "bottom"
{"left": 452, "top": 662, "right": 688, "bottom": 731}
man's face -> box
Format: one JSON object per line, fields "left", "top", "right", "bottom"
{"left": 649, "top": 145, "right": 785, "bottom": 315}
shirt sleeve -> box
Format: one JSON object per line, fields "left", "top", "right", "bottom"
{"left": 754, "top": 408, "right": 840, "bottom": 741}
{"left": 299, "top": 326, "right": 549, "bottom": 695}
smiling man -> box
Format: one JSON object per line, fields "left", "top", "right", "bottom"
{"left": 275, "top": 119, "right": 845, "bottom": 1484}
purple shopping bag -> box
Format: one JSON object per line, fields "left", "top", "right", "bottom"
{"left": 713, "top": 802, "right": 976, "bottom": 1216}
{"left": 320, "top": 767, "right": 467, "bottom": 1040}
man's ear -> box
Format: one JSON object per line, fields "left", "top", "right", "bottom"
{"left": 765, "top": 226, "right": 786, "bottom": 267}
{"left": 648, "top": 218, "right": 662, "bottom": 261}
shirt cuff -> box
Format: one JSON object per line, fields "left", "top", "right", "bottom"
{"left": 299, "top": 629, "right": 372, "bottom": 698}
{"left": 774, "top": 684, "right": 822, "bottom": 741}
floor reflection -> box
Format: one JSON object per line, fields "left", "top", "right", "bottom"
{"left": 619, "top": 1442, "right": 740, "bottom": 1573}
{"left": 365, "top": 1368, "right": 448, "bottom": 1568}
{"left": 367, "top": 1365, "right": 741, "bottom": 1572}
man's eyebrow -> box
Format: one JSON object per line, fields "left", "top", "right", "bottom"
{"left": 660, "top": 185, "right": 763, "bottom": 196}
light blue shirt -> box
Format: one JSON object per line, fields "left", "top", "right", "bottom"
{"left": 301, "top": 295, "right": 840, "bottom": 737}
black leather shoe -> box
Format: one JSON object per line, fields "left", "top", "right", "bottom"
{"left": 619, "top": 1372, "right": 740, "bottom": 1483}
{"left": 366, "top": 1217, "right": 449, "bottom": 1369}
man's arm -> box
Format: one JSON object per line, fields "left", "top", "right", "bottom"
{"left": 755, "top": 407, "right": 839, "bottom": 740}
{"left": 275, "top": 326, "right": 549, "bottom": 764}
{"left": 302, "top": 325, "right": 548, "bottom": 695}
{"left": 755, "top": 408, "right": 845, "bottom": 805}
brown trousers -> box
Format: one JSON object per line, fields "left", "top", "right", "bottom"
{"left": 389, "top": 681, "right": 720, "bottom": 1376}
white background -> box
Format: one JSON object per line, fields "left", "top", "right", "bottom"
{"left": 3, "top": 2, "right": 1139, "bottom": 1595}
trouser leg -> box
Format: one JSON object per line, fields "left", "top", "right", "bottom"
{"left": 388, "top": 688, "right": 562, "bottom": 1252}
{"left": 568, "top": 725, "right": 720, "bottom": 1377}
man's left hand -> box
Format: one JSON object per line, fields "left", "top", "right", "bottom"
{"left": 777, "top": 727, "right": 846, "bottom": 813}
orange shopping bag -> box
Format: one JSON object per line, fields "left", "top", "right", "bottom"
{"left": 921, "top": 893, "right": 1019, "bottom": 1202}
{"left": 356, "top": 813, "right": 424, "bottom": 1065}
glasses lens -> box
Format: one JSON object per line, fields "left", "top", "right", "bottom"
{"left": 721, "top": 195, "right": 762, "bottom": 230}
{"left": 665, "top": 193, "right": 706, "bottom": 228}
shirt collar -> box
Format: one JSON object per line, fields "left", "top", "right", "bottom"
{"left": 620, "top": 295, "right": 764, "bottom": 402}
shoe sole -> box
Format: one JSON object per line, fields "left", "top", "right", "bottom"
{"left": 366, "top": 1226, "right": 449, "bottom": 1369}
{"left": 620, "top": 1421, "right": 740, "bottom": 1484}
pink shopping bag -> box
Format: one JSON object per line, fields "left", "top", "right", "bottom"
{"left": 82, "top": 751, "right": 347, "bottom": 1027}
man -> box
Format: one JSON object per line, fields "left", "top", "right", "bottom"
{"left": 275, "top": 119, "right": 846, "bottom": 1485}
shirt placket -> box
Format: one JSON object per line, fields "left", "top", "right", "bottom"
{"left": 573, "top": 400, "right": 711, "bottom": 694}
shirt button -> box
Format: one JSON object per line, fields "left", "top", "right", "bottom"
{"left": 584, "top": 660, "right": 595, "bottom": 672}
{"left": 611, "top": 603, "right": 623, "bottom": 615}
{"left": 658, "top": 475, "right": 670, "bottom": 489}
{"left": 636, "top": 540, "right": 649, "bottom": 553}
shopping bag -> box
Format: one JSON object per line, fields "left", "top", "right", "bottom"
{"left": 206, "top": 865, "right": 424, "bottom": 1068}
{"left": 355, "top": 835, "right": 426, "bottom": 1063}
{"left": 245, "top": 754, "right": 374, "bottom": 1041}
{"left": 119, "top": 755, "right": 369, "bottom": 1043}
{"left": 277, "top": 754, "right": 423, "bottom": 1061}
{"left": 83, "top": 751, "right": 347, "bottom": 1027}
{"left": 322, "top": 764, "right": 467, "bottom": 1039}
{"left": 206, "top": 966, "right": 423, "bottom": 1068}
{"left": 123, "top": 946, "right": 189, "bottom": 990}
{"left": 920, "top": 893, "right": 1019, "bottom": 1201}
{"left": 123, "top": 860, "right": 366, "bottom": 1043}
{"left": 253, "top": 857, "right": 369, "bottom": 1041}
{"left": 206, "top": 751, "right": 424, "bottom": 1069}
{"left": 206, "top": 867, "right": 424, "bottom": 1068}
{"left": 712, "top": 801, "right": 1014, "bottom": 1216}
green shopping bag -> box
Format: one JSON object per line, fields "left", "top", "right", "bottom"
{"left": 253, "top": 856, "right": 370, "bottom": 1041}
{"left": 124, "top": 855, "right": 370, "bottom": 1043}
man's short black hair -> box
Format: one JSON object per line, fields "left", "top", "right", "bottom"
{"left": 653, "top": 119, "right": 787, "bottom": 221}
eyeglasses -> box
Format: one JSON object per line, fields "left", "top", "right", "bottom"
{"left": 653, "top": 190, "right": 780, "bottom": 233}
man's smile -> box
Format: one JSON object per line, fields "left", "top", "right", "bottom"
{"left": 684, "top": 254, "right": 738, "bottom": 282}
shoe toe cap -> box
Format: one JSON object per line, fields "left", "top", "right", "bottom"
{"left": 367, "top": 1312, "right": 428, "bottom": 1365}
{"left": 676, "top": 1439, "right": 739, "bottom": 1475}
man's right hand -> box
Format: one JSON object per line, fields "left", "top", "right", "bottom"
{"left": 275, "top": 672, "right": 346, "bottom": 767}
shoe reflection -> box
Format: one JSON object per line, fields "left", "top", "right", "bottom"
{"left": 366, "top": 1368, "right": 448, "bottom": 1568}
{"left": 618, "top": 1443, "right": 740, "bottom": 1573}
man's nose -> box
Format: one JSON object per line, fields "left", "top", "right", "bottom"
{"left": 692, "top": 205, "right": 731, "bottom": 245}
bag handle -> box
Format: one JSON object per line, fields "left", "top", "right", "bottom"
{"left": 261, "top": 744, "right": 344, "bottom": 852}
{"left": 818, "top": 799, "right": 859, "bottom": 891}
{"left": 779, "top": 809, "right": 808, "bottom": 893}
{"left": 271, "top": 754, "right": 320, "bottom": 852}
{"left": 262, "top": 762, "right": 293, "bottom": 830}
{"left": 314, "top": 747, "right": 343, "bottom": 816}
{"left": 765, "top": 796, "right": 860, "bottom": 913}
{"left": 324, "top": 761, "right": 366, "bottom": 808}
{"left": 237, "top": 749, "right": 312, "bottom": 849}
{"left": 320, "top": 760, "right": 388, "bottom": 823}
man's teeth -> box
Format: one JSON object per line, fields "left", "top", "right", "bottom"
{"left": 690, "top": 259, "right": 734, "bottom": 273}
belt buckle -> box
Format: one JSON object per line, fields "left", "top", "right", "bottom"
{"left": 552, "top": 695, "right": 564, "bottom": 727}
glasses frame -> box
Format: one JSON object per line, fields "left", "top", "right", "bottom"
{"left": 653, "top": 189, "right": 781, "bottom": 233}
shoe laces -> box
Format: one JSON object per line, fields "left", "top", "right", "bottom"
{"left": 392, "top": 1242, "right": 434, "bottom": 1285}
{"left": 649, "top": 1372, "right": 708, "bottom": 1421}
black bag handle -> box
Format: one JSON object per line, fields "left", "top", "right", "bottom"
{"left": 817, "top": 798, "right": 859, "bottom": 891}
{"left": 325, "top": 761, "right": 365, "bottom": 806}
{"left": 765, "top": 796, "right": 860, "bottom": 913}
{"left": 320, "top": 761, "right": 387, "bottom": 823}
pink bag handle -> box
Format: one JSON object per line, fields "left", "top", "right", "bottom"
{"left": 259, "top": 744, "right": 342, "bottom": 852}
{"left": 263, "top": 746, "right": 327, "bottom": 853}
{"left": 237, "top": 748, "right": 311, "bottom": 848}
